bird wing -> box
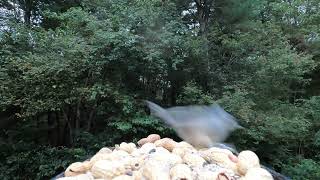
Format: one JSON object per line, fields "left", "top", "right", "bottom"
{"left": 145, "top": 100, "right": 242, "bottom": 147}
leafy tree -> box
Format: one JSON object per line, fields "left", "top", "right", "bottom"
{"left": 0, "top": 0, "right": 320, "bottom": 179}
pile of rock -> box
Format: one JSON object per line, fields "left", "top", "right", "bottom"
{"left": 56, "top": 134, "right": 274, "bottom": 180}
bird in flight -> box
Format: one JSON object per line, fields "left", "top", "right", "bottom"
{"left": 145, "top": 100, "right": 243, "bottom": 153}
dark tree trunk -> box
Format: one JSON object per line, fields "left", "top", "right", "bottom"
{"left": 35, "top": 115, "right": 40, "bottom": 143}
{"left": 21, "top": 0, "right": 34, "bottom": 25}
{"left": 86, "top": 104, "right": 96, "bottom": 132}
{"left": 24, "top": 8, "right": 31, "bottom": 25}
{"left": 75, "top": 101, "right": 81, "bottom": 130}
{"left": 55, "top": 111, "right": 62, "bottom": 146}
{"left": 47, "top": 112, "right": 53, "bottom": 145}
{"left": 61, "top": 109, "right": 73, "bottom": 147}
{"left": 194, "top": 0, "right": 214, "bottom": 34}
{"left": 171, "top": 82, "right": 177, "bottom": 106}
{"left": 48, "top": 111, "right": 59, "bottom": 146}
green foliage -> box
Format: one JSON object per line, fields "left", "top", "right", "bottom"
{"left": 283, "top": 159, "right": 320, "bottom": 180}
{"left": 1, "top": 0, "right": 320, "bottom": 179}
{"left": 177, "top": 81, "right": 214, "bottom": 105}
{"left": 110, "top": 114, "right": 177, "bottom": 143}
{"left": 0, "top": 143, "right": 88, "bottom": 180}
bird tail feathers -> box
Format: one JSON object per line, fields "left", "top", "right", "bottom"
{"left": 144, "top": 100, "right": 176, "bottom": 126}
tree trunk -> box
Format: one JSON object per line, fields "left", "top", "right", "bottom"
{"left": 75, "top": 101, "right": 81, "bottom": 130}
{"left": 86, "top": 105, "right": 96, "bottom": 132}
{"left": 22, "top": 0, "right": 33, "bottom": 25}
{"left": 61, "top": 109, "right": 73, "bottom": 147}
{"left": 47, "top": 112, "right": 54, "bottom": 145}
{"left": 170, "top": 81, "right": 177, "bottom": 106}
{"left": 35, "top": 115, "right": 40, "bottom": 143}
{"left": 194, "top": 0, "right": 213, "bottom": 34}
{"left": 55, "top": 111, "right": 62, "bottom": 146}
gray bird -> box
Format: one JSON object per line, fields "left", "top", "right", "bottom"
{"left": 145, "top": 100, "right": 243, "bottom": 152}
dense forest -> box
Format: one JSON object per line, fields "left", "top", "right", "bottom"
{"left": 0, "top": 0, "right": 320, "bottom": 179}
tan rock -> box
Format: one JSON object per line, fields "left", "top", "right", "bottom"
{"left": 139, "top": 142, "right": 157, "bottom": 154}
{"left": 170, "top": 164, "right": 193, "bottom": 180}
{"left": 57, "top": 172, "right": 94, "bottom": 180}
{"left": 119, "top": 142, "right": 137, "bottom": 154}
{"left": 112, "top": 175, "right": 134, "bottom": 180}
{"left": 91, "top": 160, "right": 126, "bottom": 179}
{"left": 141, "top": 160, "right": 170, "bottom": 180}
{"left": 176, "top": 141, "right": 194, "bottom": 149}
{"left": 146, "top": 134, "right": 161, "bottom": 143}
{"left": 151, "top": 152, "right": 183, "bottom": 167}
{"left": 137, "top": 134, "right": 161, "bottom": 146}
{"left": 236, "top": 150, "right": 260, "bottom": 175}
{"left": 199, "top": 147, "right": 237, "bottom": 173}
{"left": 196, "top": 170, "right": 219, "bottom": 180}
{"left": 137, "top": 138, "right": 149, "bottom": 146}
{"left": 97, "top": 147, "right": 113, "bottom": 154}
{"left": 132, "top": 170, "right": 143, "bottom": 180}
{"left": 154, "top": 138, "right": 178, "bottom": 152}
{"left": 243, "top": 167, "right": 273, "bottom": 180}
{"left": 183, "top": 152, "right": 206, "bottom": 167}
{"left": 65, "top": 162, "right": 89, "bottom": 177}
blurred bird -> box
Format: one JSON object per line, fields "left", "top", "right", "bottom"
{"left": 145, "top": 100, "right": 243, "bottom": 153}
